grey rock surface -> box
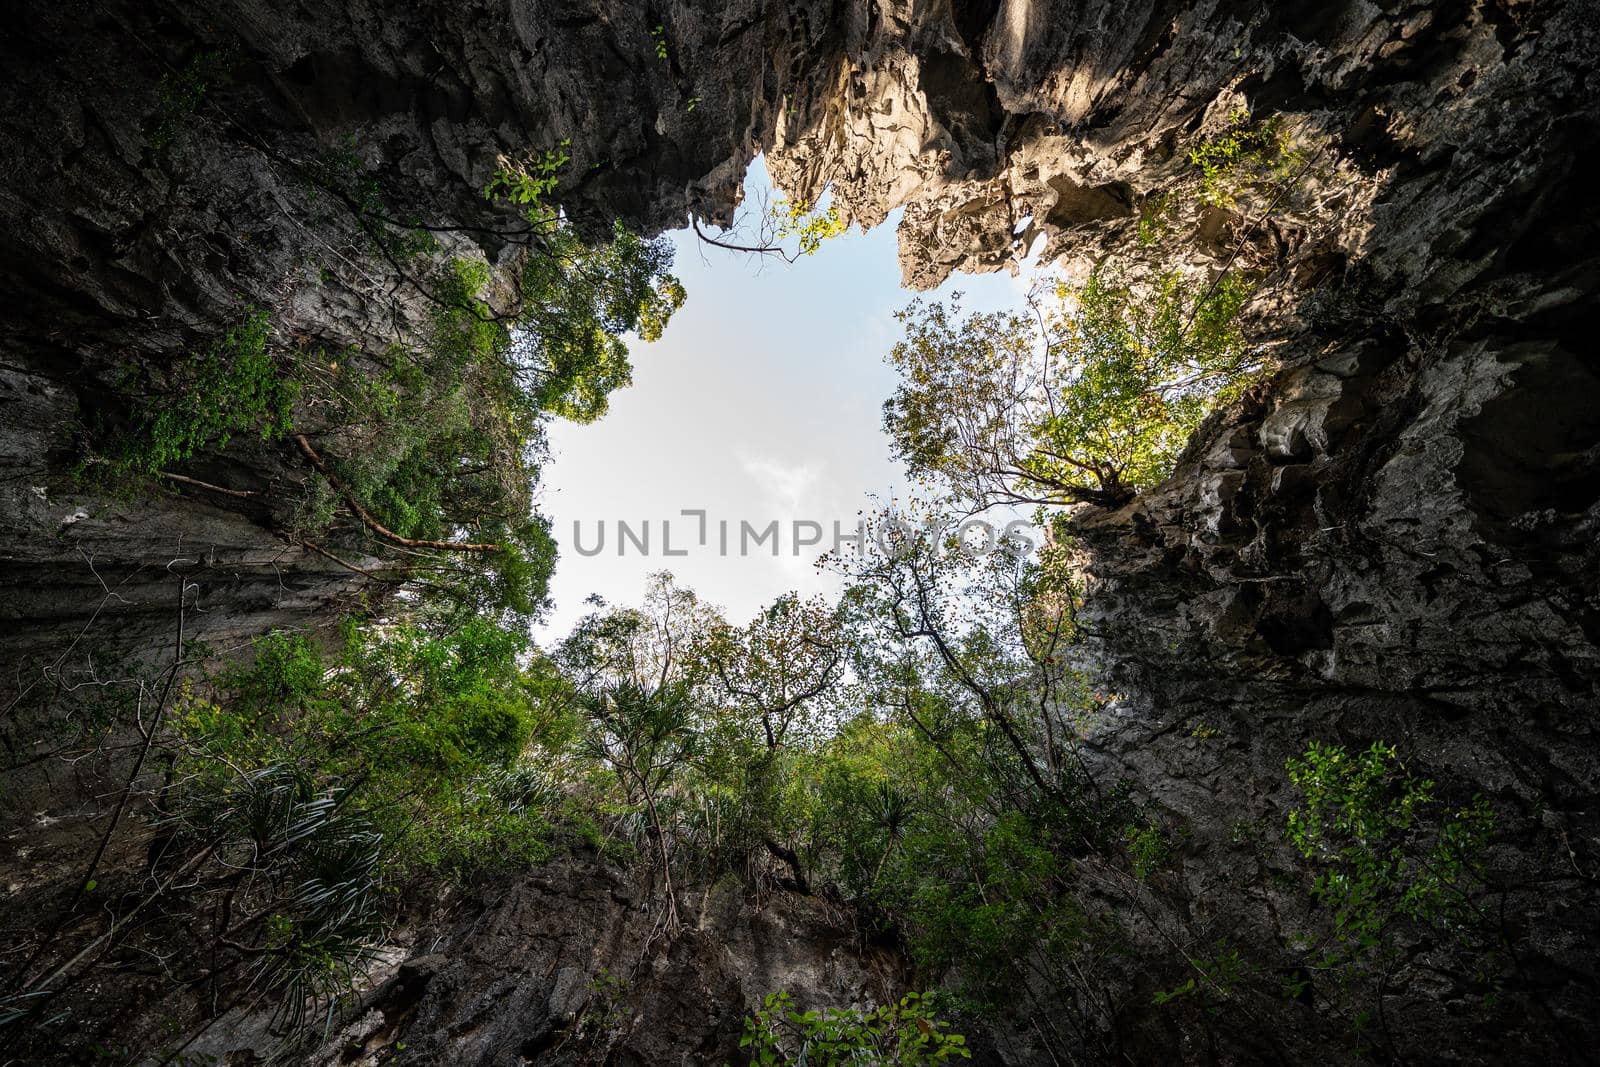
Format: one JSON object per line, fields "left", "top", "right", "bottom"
{"left": 164, "top": 863, "right": 901, "bottom": 1067}
{"left": 0, "top": 0, "right": 1596, "bottom": 1062}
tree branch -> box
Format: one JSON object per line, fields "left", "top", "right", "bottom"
{"left": 293, "top": 434, "right": 503, "bottom": 554}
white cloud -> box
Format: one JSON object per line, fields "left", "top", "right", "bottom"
{"left": 739, "top": 454, "right": 822, "bottom": 516}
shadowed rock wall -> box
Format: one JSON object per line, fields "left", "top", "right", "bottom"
{"left": 0, "top": 0, "right": 1596, "bottom": 1062}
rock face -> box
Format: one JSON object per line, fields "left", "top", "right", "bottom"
{"left": 0, "top": 0, "right": 818, "bottom": 671}
{"left": 0, "top": 0, "right": 1597, "bottom": 1063}
{"left": 1055, "top": 4, "right": 1600, "bottom": 1061}
{"left": 367, "top": 872, "right": 897, "bottom": 1067}
{"left": 134, "top": 861, "right": 901, "bottom": 1067}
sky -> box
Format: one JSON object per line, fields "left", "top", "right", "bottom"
{"left": 533, "top": 159, "right": 1045, "bottom": 641}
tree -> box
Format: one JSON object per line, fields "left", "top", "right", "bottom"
{"left": 691, "top": 592, "right": 848, "bottom": 891}
{"left": 576, "top": 682, "right": 701, "bottom": 932}
{"left": 699, "top": 592, "right": 847, "bottom": 751}
{"left": 97, "top": 144, "right": 687, "bottom": 634}
{"left": 832, "top": 503, "right": 1102, "bottom": 805}
{"left": 556, "top": 572, "right": 723, "bottom": 691}
{"left": 300, "top": 228, "right": 684, "bottom": 630}
{"left": 883, "top": 268, "right": 1258, "bottom": 511}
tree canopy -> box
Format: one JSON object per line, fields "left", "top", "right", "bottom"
{"left": 883, "top": 268, "right": 1258, "bottom": 509}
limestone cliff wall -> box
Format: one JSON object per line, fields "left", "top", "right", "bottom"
{"left": 124, "top": 861, "right": 904, "bottom": 1067}
{"left": 0, "top": 0, "right": 1596, "bottom": 1062}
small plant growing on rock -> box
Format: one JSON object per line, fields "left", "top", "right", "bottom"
{"left": 1124, "top": 820, "right": 1171, "bottom": 880}
{"left": 740, "top": 990, "right": 971, "bottom": 1065}
{"left": 104, "top": 308, "right": 296, "bottom": 479}
{"left": 1136, "top": 191, "right": 1175, "bottom": 246}
{"left": 484, "top": 141, "right": 572, "bottom": 214}
{"left": 1152, "top": 945, "right": 1249, "bottom": 1006}
{"left": 1188, "top": 108, "right": 1306, "bottom": 210}
{"left": 147, "top": 46, "right": 237, "bottom": 150}
{"left": 1285, "top": 740, "right": 1496, "bottom": 960}
{"left": 573, "top": 968, "right": 633, "bottom": 1038}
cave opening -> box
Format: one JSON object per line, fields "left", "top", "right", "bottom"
{"left": 0, "top": 2, "right": 1596, "bottom": 1064}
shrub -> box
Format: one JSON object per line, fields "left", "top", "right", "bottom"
{"left": 741, "top": 990, "right": 971, "bottom": 1065}
{"left": 1188, "top": 108, "right": 1307, "bottom": 210}
{"left": 1286, "top": 740, "right": 1496, "bottom": 959}
{"left": 108, "top": 309, "right": 296, "bottom": 478}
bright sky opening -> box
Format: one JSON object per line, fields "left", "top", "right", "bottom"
{"left": 535, "top": 158, "right": 1048, "bottom": 639}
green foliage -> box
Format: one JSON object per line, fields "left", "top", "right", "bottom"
{"left": 303, "top": 217, "right": 681, "bottom": 627}
{"left": 1016, "top": 268, "right": 1256, "bottom": 494}
{"left": 893, "top": 806, "right": 1085, "bottom": 991}
{"left": 884, "top": 267, "right": 1258, "bottom": 507}
{"left": 1188, "top": 108, "right": 1307, "bottom": 210}
{"left": 1286, "top": 741, "right": 1496, "bottom": 958}
{"left": 515, "top": 222, "right": 687, "bottom": 422}
{"left": 106, "top": 310, "right": 296, "bottom": 479}
{"left": 741, "top": 991, "right": 971, "bottom": 1066}
{"left": 279, "top": 139, "right": 684, "bottom": 629}
{"left": 484, "top": 141, "right": 572, "bottom": 211}
{"left": 88, "top": 139, "right": 685, "bottom": 634}
{"left": 121, "top": 619, "right": 591, "bottom": 1033}
{"left": 1151, "top": 977, "right": 1196, "bottom": 1006}
{"left": 771, "top": 197, "right": 848, "bottom": 256}
{"left": 651, "top": 25, "right": 670, "bottom": 62}
{"left": 580, "top": 968, "right": 633, "bottom": 1034}
{"left": 418, "top": 764, "right": 559, "bottom": 876}
{"left": 213, "top": 769, "right": 387, "bottom": 1033}
{"left": 1152, "top": 947, "right": 1247, "bottom": 1006}
{"left": 173, "top": 619, "right": 552, "bottom": 874}
{"left": 578, "top": 682, "right": 702, "bottom": 805}
{"left": 1124, "top": 820, "right": 1171, "bottom": 880}
{"left": 1136, "top": 192, "right": 1174, "bottom": 246}
{"left": 147, "top": 47, "right": 236, "bottom": 150}
{"left": 784, "top": 519, "right": 1151, "bottom": 1043}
